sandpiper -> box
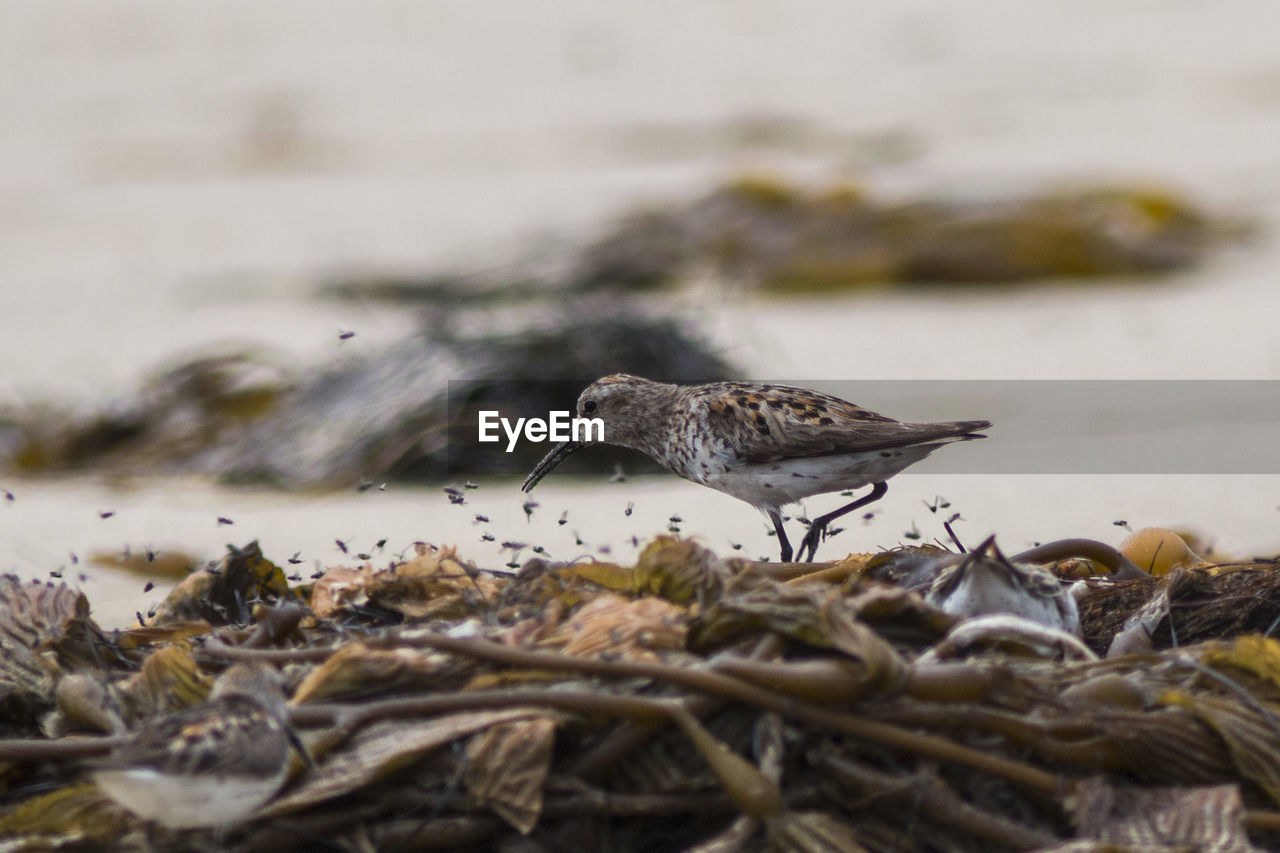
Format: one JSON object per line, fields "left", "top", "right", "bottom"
{"left": 924, "top": 536, "right": 1081, "bottom": 635}
{"left": 91, "top": 662, "right": 300, "bottom": 831}
{"left": 522, "top": 374, "right": 990, "bottom": 562}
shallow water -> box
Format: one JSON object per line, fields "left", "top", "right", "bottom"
{"left": 3, "top": 1, "right": 1280, "bottom": 624}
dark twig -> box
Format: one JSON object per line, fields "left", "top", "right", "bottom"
{"left": 0, "top": 735, "right": 123, "bottom": 761}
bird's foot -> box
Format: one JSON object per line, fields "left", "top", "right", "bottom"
{"left": 796, "top": 524, "right": 826, "bottom": 563}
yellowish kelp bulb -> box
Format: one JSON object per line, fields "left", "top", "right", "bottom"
{"left": 1119, "top": 527, "right": 1200, "bottom": 576}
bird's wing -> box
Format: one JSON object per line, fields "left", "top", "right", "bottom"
{"left": 92, "top": 698, "right": 286, "bottom": 777}
{"left": 698, "top": 384, "right": 989, "bottom": 464}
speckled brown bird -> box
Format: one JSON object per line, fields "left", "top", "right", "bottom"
{"left": 90, "top": 662, "right": 302, "bottom": 830}
{"left": 924, "top": 536, "right": 1080, "bottom": 635}
{"left": 522, "top": 374, "right": 991, "bottom": 562}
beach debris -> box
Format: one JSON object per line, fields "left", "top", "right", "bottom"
{"left": 2, "top": 530, "right": 1280, "bottom": 850}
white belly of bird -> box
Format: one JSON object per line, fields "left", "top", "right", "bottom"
{"left": 93, "top": 766, "right": 287, "bottom": 829}
{"left": 701, "top": 445, "right": 939, "bottom": 509}
{"left": 930, "top": 568, "right": 1081, "bottom": 636}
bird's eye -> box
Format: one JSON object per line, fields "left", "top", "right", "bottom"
{"left": 583, "top": 400, "right": 598, "bottom": 414}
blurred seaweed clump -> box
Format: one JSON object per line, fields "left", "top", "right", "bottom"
{"left": 0, "top": 313, "right": 733, "bottom": 488}
{"left": 325, "top": 173, "right": 1243, "bottom": 302}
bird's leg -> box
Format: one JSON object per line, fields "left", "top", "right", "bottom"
{"left": 796, "top": 482, "right": 888, "bottom": 563}
{"left": 768, "top": 509, "right": 793, "bottom": 563}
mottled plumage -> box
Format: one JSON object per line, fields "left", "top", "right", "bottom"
{"left": 91, "top": 662, "right": 296, "bottom": 830}
{"left": 523, "top": 374, "right": 990, "bottom": 562}
{"left": 925, "top": 536, "right": 1080, "bottom": 635}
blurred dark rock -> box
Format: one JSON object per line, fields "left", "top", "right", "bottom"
{"left": 0, "top": 314, "right": 734, "bottom": 488}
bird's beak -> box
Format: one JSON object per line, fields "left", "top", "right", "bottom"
{"left": 522, "top": 440, "right": 582, "bottom": 492}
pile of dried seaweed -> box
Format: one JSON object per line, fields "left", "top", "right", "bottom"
{"left": 4, "top": 531, "right": 1280, "bottom": 852}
